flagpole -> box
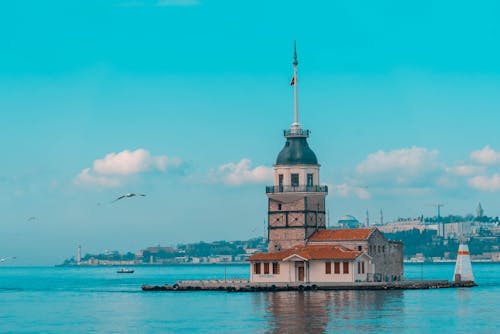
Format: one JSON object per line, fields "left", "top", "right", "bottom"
{"left": 292, "top": 41, "right": 299, "bottom": 133}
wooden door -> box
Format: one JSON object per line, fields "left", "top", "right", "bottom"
{"left": 298, "top": 266, "right": 304, "bottom": 282}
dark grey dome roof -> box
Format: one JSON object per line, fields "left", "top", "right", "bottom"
{"left": 276, "top": 137, "right": 318, "bottom": 165}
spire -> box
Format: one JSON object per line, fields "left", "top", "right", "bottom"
{"left": 291, "top": 40, "right": 300, "bottom": 133}
{"left": 293, "top": 40, "right": 298, "bottom": 66}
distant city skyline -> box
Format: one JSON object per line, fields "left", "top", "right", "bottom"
{"left": 2, "top": 1, "right": 500, "bottom": 264}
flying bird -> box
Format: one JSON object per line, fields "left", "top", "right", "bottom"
{"left": 111, "top": 193, "right": 146, "bottom": 203}
{"left": 27, "top": 217, "right": 37, "bottom": 222}
{"left": 0, "top": 256, "right": 16, "bottom": 263}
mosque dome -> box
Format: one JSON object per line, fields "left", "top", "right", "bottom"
{"left": 276, "top": 136, "right": 318, "bottom": 165}
{"left": 338, "top": 215, "right": 360, "bottom": 229}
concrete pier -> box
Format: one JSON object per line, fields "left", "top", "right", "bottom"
{"left": 141, "top": 279, "right": 477, "bottom": 292}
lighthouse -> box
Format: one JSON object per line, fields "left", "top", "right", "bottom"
{"left": 265, "top": 42, "right": 329, "bottom": 252}
{"left": 453, "top": 242, "right": 474, "bottom": 282}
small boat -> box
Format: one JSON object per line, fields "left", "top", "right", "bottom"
{"left": 117, "top": 268, "right": 134, "bottom": 274}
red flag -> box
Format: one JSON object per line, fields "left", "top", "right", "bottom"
{"left": 290, "top": 76, "right": 295, "bottom": 86}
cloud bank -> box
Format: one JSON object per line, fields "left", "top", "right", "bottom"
{"left": 210, "top": 159, "right": 273, "bottom": 186}
{"left": 75, "top": 149, "right": 183, "bottom": 188}
{"left": 470, "top": 145, "right": 500, "bottom": 165}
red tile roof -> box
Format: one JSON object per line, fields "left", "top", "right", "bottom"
{"left": 308, "top": 228, "right": 376, "bottom": 242}
{"left": 247, "top": 245, "right": 363, "bottom": 262}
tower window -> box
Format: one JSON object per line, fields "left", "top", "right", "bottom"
{"left": 307, "top": 173, "right": 313, "bottom": 186}
{"left": 291, "top": 174, "right": 299, "bottom": 187}
{"left": 278, "top": 204, "right": 282, "bottom": 210}
{"left": 278, "top": 174, "right": 284, "bottom": 186}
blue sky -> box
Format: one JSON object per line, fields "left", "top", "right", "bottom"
{"left": 2, "top": 0, "right": 500, "bottom": 265}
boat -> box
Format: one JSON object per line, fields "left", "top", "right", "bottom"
{"left": 117, "top": 268, "right": 134, "bottom": 274}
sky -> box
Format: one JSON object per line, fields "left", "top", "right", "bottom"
{"left": 2, "top": 0, "right": 500, "bottom": 265}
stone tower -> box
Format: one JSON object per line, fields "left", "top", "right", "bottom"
{"left": 476, "top": 202, "right": 484, "bottom": 218}
{"left": 265, "top": 43, "right": 328, "bottom": 252}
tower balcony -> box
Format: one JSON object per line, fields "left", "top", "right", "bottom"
{"left": 283, "top": 129, "right": 310, "bottom": 138}
{"left": 266, "top": 185, "right": 328, "bottom": 194}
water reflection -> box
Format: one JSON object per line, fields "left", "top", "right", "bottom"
{"left": 253, "top": 290, "right": 404, "bottom": 333}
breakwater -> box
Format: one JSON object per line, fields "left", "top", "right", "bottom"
{"left": 141, "top": 279, "right": 477, "bottom": 292}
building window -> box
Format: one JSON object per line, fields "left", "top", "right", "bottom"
{"left": 307, "top": 173, "right": 313, "bottom": 186}
{"left": 325, "top": 262, "right": 331, "bottom": 274}
{"left": 334, "top": 262, "right": 340, "bottom": 274}
{"left": 272, "top": 262, "right": 280, "bottom": 274}
{"left": 378, "top": 245, "right": 381, "bottom": 253}
{"left": 383, "top": 246, "right": 385, "bottom": 253}
{"left": 357, "top": 245, "right": 362, "bottom": 251}
{"left": 343, "top": 262, "right": 349, "bottom": 274}
{"left": 278, "top": 203, "right": 282, "bottom": 210}
{"left": 278, "top": 174, "right": 284, "bottom": 189}
{"left": 362, "top": 262, "right": 365, "bottom": 274}
{"left": 264, "top": 262, "right": 270, "bottom": 274}
{"left": 291, "top": 174, "right": 299, "bottom": 187}
{"left": 254, "top": 263, "right": 261, "bottom": 274}
{"left": 357, "top": 262, "right": 361, "bottom": 274}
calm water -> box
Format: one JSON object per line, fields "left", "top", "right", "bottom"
{"left": 0, "top": 263, "right": 499, "bottom": 333}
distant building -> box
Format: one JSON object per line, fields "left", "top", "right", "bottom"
{"left": 337, "top": 215, "right": 361, "bottom": 229}
{"left": 476, "top": 202, "right": 484, "bottom": 218}
{"left": 247, "top": 46, "right": 403, "bottom": 284}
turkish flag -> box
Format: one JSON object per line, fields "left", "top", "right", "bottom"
{"left": 290, "top": 76, "right": 295, "bottom": 86}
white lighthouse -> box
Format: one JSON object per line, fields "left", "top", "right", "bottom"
{"left": 453, "top": 242, "right": 474, "bottom": 282}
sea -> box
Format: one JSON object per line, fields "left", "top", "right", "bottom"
{"left": 0, "top": 263, "right": 499, "bottom": 333}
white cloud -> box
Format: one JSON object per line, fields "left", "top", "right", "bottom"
{"left": 211, "top": 159, "right": 273, "bottom": 186}
{"left": 92, "top": 149, "right": 180, "bottom": 175}
{"left": 468, "top": 174, "right": 500, "bottom": 192}
{"left": 470, "top": 145, "right": 500, "bottom": 165}
{"left": 333, "top": 183, "right": 371, "bottom": 200}
{"left": 357, "top": 146, "right": 439, "bottom": 177}
{"left": 75, "top": 168, "right": 122, "bottom": 188}
{"left": 445, "top": 164, "right": 486, "bottom": 176}
{"left": 75, "top": 149, "right": 183, "bottom": 188}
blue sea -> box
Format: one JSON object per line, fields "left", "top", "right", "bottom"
{"left": 0, "top": 263, "right": 499, "bottom": 333}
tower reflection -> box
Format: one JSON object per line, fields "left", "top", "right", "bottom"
{"left": 254, "top": 290, "right": 404, "bottom": 333}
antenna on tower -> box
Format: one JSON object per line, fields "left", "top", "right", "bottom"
{"left": 291, "top": 40, "right": 300, "bottom": 134}
{"left": 366, "top": 210, "right": 370, "bottom": 227}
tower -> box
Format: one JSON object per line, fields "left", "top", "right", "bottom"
{"left": 476, "top": 202, "right": 484, "bottom": 218}
{"left": 77, "top": 245, "right": 81, "bottom": 265}
{"left": 265, "top": 43, "right": 328, "bottom": 252}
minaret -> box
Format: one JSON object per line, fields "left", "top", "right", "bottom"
{"left": 266, "top": 43, "right": 328, "bottom": 252}
{"left": 77, "top": 245, "right": 81, "bottom": 265}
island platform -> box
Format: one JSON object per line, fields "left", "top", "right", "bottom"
{"left": 141, "top": 279, "right": 476, "bottom": 292}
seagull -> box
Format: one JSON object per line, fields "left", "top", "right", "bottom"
{"left": 27, "top": 217, "right": 37, "bottom": 222}
{"left": 111, "top": 193, "right": 146, "bottom": 203}
{"left": 0, "top": 256, "right": 16, "bottom": 263}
